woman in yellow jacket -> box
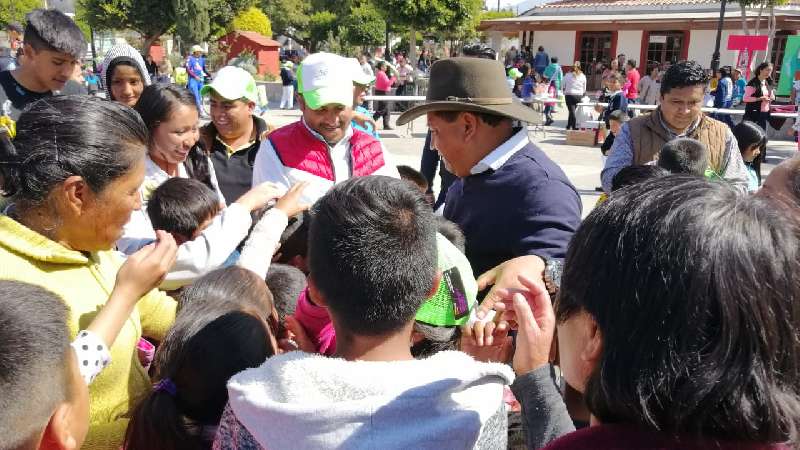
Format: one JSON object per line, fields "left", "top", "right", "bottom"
{"left": 0, "top": 97, "right": 176, "bottom": 449}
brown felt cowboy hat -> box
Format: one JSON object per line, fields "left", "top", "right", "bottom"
{"left": 396, "top": 57, "right": 539, "bottom": 126}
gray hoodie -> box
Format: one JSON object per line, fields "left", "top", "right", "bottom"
{"left": 215, "top": 350, "right": 515, "bottom": 449}
{"left": 100, "top": 43, "right": 151, "bottom": 100}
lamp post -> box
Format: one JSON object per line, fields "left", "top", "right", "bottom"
{"left": 710, "top": 0, "right": 729, "bottom": 72}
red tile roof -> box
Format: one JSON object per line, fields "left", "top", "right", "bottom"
{"left": 232, "top": 31, "right": 280, "bottom": 47}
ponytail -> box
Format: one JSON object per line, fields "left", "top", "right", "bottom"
{"left": 124, "top": 380, "right": 204, "bottom": 450}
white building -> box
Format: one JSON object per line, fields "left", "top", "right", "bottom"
{"left": 481, "top": 0, "right": 800, "bottom": 89}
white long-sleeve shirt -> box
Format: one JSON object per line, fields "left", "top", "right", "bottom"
{"left": 118, "top": 155, "right": 252, "bottom": 291}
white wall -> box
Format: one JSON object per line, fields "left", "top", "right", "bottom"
{"left": 532, "top": 31, "right": 576, "bottom": 65}
{"left": 687, "top": 30, "right": 739, "bottom": 68}
{"left": 617, "top": 30, "right": 643, "bottom": 65}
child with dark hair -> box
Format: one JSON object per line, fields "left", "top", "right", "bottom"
{"left": 397, "top": 164, "right": 430, "bottom": 194}
{"left": 147, "top": 178, "right": 221, "bottom": 245}
{"left": 0, "top": 281, "right": 89, "bottom": 450}
{"left": 125, "top": 266, "right": 278, "bottom": 450}
{"left": 657, "top": 137, "right": 710, "bottom": 177}
{"left": 213, "top": 176, "right": 513, "bottom": 449}
{"left": 274, "top": 211, "right": 311, "bottom": 273}
{"left": 100, "top": 43, "right": 151, "bottom": 107}
{"left": 611, "top": 165, "right": 670, "bottom": 192}
{"left": 0, "top": 9, "right": 85, "bottom": 121}
{"left": 732, "top": 121, "right": 766, "bottom": 192}
{"left": 436, "top": 216, "right": 466, "bottom": 252}
{"left": 601, "top": 110, "right": 628, "bottom": 158}
{"left": 601, "top": 72, "right": 628, "bottom": 128}
{"left": 265, "top": 263, "right": 306, "bottom": 320}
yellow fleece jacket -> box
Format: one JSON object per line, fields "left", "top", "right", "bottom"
{"left": 0, "top": 215, "right": 176, "bottom": 449}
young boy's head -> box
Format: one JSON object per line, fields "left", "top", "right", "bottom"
{"left": 275, "top": 211, "right": 311, "bottom": 273}
{"left": 657, "top": 137, "right": 709, "bottom": 176}
{"left": 308, "top": 176, "right": 438, "bottom": 338}
{"left": 265, "top": 263, "right": 307, "bottom": 321}
{"left": 607, "top": 109, "right": 629, "bottom": 135}
{"left": 436, "top": 216, "right": 465, "bottom": 252}
{"left": 22, "top": 9, "right": 86, "bottom": 92}
{"left": 147, "top": 178, "right": 221, "bottom": 245}
{"left": 611, "top": 165, "right": 670, "bottom": 192}
{"left": 606, "top": 72, "right": 624, "bottom": 91}
{"left": 0, "top": 281, "right": 89, "bottom": 450}
{"left": 397, "top": 165, "right": 429, "bottom": 194}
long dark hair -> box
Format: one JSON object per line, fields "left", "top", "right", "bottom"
{"left": 124, "top": 267, "right": 277, "bottom": 450}
{"left": 747, "top": 62, "right": 773, "bottom": 88}
{"left": 0, "top": 96, "right": 147, "bottom": 209}
{"left": 557, "top": 176, "right": 800, "bottom": 443}
{"left": 732, "top": 120, "right": 766, "bottom": 155}
{"left": 134, "top": 84, "right": 214, "bottom": 190}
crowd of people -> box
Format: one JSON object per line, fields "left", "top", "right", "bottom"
{"left": 1, "top": 8, "right": 800, "bottom": 450}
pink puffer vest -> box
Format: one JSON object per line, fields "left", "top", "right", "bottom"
{"left": 268, "top": 121, "right": 385, "bottom": 181}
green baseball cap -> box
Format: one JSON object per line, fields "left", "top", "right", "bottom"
{"left": 296, "top": 52, "right": 354, "bottom": 110}
{"left": 200, "top": 66, "right": 258, "bottom": 104}
{"left": 415, "top": 234, "right": 478, "bottom": 327}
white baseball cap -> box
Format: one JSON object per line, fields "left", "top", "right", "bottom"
{"left": 344, "top": 57, "right": 375, "bottom": 86}
{"left": 296, "top": 52, "right": 354, "bottom": 110}
{"left": 200, "top": 66, "right": 258, "bottom": 104}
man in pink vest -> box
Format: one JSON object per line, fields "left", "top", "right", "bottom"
{"left": 252, "top": 52, "right": 398, "bottom": 204}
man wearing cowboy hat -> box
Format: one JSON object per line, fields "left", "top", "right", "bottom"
{"left": 397, "top": 57, "right": 581, "bottom": 278}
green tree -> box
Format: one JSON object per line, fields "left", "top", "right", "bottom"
{"left": 209, "top": 0, "right": 255, "bottom": 38}
{"left": 308, "top": 10, "right": 337, "bottom": 52}
{"left": 80, "top": 0, "right": 251, "bottom": 51}
{"left": 173, "top": 0, "right": 210, "bottom": 45}
{"left": 230, "top": 6, "right": 272, "bottom": 36}
{"left": 260, "top": 0, "right": 311, "bottom": 44}
{"left": 373, "top": 0, "right": 483, "bottom": 63}
{"left": 0, "top": 0, "right": 42, "bottom": 27}
{"left": 341, "top": 2, "right": 384, "bottom": 47}
{"left": 261, "top": 0, "right": 384, "bottom": 52}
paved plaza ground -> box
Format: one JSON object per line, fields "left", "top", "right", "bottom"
{"left": 267, "top": 107, "right": 797, "bottom": 218}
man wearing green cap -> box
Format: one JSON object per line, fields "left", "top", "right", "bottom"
{"left": 199, "top": 65, "right": 272, "bottom": 204}
{"left": 253, "top": 52, "right": 397, "bottom": 205}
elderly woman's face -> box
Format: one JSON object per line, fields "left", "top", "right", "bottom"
{"left": 67, "top": 156, "right": 145, "bottom": 251}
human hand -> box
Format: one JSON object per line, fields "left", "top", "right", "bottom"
{"left": 279, "top": 315, "right": 317, "bottom": 353}
{"left": 275, "top": 182, "right": 310, "bottom": 217}
{"left": 507, "top": 275, "right": 556, "bottom": 375}
{"left": 352, "top": 111, "right": 378, "bottom": 131}
{"left": 476, "top": 255, "right": 546, "bottom": 320}
{"left": 460, "top": 323, "right": 514, "bottom": 364}
{"left": 114, "top": 230, "right": 178, "bottom": 299}
{"left": 236, "top": 182, "right": 282, "bottom": 212}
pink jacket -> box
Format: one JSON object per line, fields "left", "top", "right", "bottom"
{"left": 375, "top": 70, "right": 396, "bottom": 92}
{"left": 293, "top": 288, "right": 336, "bottom": 355}
{"left": 743, "top": 85, "right": 774, "bottom": 112}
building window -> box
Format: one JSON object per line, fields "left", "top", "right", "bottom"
{"left": 646, "top": 32, "right": 684, "bottom": 69}
{"left": 771, "top": 31, "right": 790, "bottom": 78}
{"left": 579, "top": 32, "right": 613, "bottom": 90}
